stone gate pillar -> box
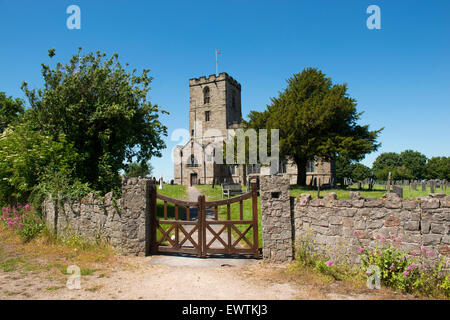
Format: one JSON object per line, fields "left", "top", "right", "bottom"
{"left": 260, "top": 174, "right": 293, "bottom": 262}
{"left": 121, "top": 177, "right": 152, "bottom": 256}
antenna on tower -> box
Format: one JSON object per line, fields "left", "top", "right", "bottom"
{"left": 215, "top": 49, "right": 221, "bottom": 75}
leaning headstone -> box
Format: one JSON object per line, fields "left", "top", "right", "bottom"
{"left": 392, "top": 185, "right": 403, "bottom": 198}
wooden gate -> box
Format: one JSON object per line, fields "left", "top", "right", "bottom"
{"left": 150, "top": 184, "right": 260, "bottom": 258}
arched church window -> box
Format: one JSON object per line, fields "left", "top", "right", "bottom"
{"left": 203, "top": 86, "right": 210, "bottom": 104}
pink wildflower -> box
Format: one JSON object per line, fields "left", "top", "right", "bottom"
{"left": 410, "top": 250, "right": 417, "bottom": 256}
{"left": 404, "top": 271, "right": 409, "bottom": 276}
{"left": 359, "top": 248, "right": 364, "bottom": 253}
{"left": 427, "top": 250, "right": 434, "bottom": 256}
{"left": 353, "top": 230, "right": 360, "bottom": 236}
{"left": 421, "top": 247, "right": 426, "bottom": 254}
{"left": 389, "top": 264, "right": 395, "bottom": 270}
{"left": 380, "top": 236, "right": 386, "bottom": 242}
{"left": 395, "top": 236, "right": 402, "bottom": 243}
{"left": 326, "top": 260, "right": 333, "bottom": 267}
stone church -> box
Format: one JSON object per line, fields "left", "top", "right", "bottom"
{"left": 173, "top": 72, "right": 335, "bottom": 186}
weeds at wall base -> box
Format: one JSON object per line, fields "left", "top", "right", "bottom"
{"left": 292, "top": 233, "right": 449, "bottom": 299}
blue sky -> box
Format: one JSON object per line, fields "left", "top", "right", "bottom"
{"left": 1, "top": 0, "right": 449, "bottom": 180}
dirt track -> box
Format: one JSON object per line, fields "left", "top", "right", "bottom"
{"left": 0, "top": 254, "right": 414, "bottom": 300}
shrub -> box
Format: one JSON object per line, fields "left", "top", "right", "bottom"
{"left": 356, "top": 233, "right": 449, "bottom": 297}
{"left": 1, "top": 204, "right": 45, "bottom": 242}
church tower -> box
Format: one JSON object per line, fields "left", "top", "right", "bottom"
{"left": 188, "top": 72, "right": 242, "bottom": 143}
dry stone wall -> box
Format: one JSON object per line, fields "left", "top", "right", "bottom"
{"left": 43, "top": 177, "right": 152, "bottom": 256}
{"left": 260, "top": 175, "right": 450, "bottom": 264}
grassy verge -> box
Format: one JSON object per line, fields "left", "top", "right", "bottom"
{"left": 0, "top": 224, "right": 115, "bottom": 287}
{"left": 289, "top": 230, "right": 449, "bottom": 299}
{"left": 196, "top": 185, "right": 262, "bottom": 248}
{"left": 290, "top": 184, "right": 450, "bottom": 199}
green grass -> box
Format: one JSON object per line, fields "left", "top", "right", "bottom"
{"left": 156, "top": 184, "right": 189, "bottom": 201}
{"left": 290, "top": 183, "right": 450, "bottom": 199}
{"left": 0, "top": 257, "right": 26, "bottom": 272}
{"left": 155, "top": 184, "right": 188, "bottom": 244}
{"left": 156, "top": 184, "right": 188, "bottom": 220}
{"left": 196, "top": 185, "right": 262, "bottom": 248}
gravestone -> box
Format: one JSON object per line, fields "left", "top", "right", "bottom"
{"left": 412, "top": 182, "right": 417, "bottom": 191}
{"left": 317, "top": 178, "right": 321, "bottom": 199}
{"left": 392, "top": 185, "right": 403, "bottom": 198}
{"left": 368, "top": 178, "right": 374, "bottom": 190}
{"left": 430, "top": 181, "right": 435, "bottom": 193}
{"left": 422, "top": 183, "right": 426, "bottom": 191}
{"left": 357, "top": 181, "right": 361, "bottom": 190}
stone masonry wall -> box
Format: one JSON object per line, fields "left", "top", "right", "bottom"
{"left": 294, "top": 191, "right": 450, "bottom": 264}
{"left": 260, "top": 175, "right": 294, "bottom": 262}
{"left": 43, "top": 177, "right": 152, "bottom": 256}
{"left": 260, "top": 174, "right": 450, "bottom": 264}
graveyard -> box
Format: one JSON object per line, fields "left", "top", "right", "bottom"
{"left": 290, "top": 181, "right": 450, "bottom": 199}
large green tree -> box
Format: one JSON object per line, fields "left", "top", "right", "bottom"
{"left": 399, "top": 150, "right": 427, "bottom": 179}
{"left": 351, "top": 163, "right": 372, "bottom": 182}
{"left": 0, "top": 122, "right": 78, "bottom": 205}
{"left": 425, "top": 157, "right": 450, "bottom": 180}
{"left": 372, "top": 152, "right": 401, "bottom": 174}
{"left": 124, "top": 161, "right": 153, "bottom": 178}
{"left": 373, "top": 150, "right": 428, "bottom": 180}
{"left": 335, "top": 155, "right": 353, "bottom": 187}
{"left": 246, "top": 68, "right": 382, "bottom": 185}
{"left": 21, "top": 48, "right": 168, "bottom": 192}
{"left": 0, "top": 92, "right": 24, "bottom": 133}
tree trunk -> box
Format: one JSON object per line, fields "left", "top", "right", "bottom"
{"left": 295, "top": 158, "right": 308, "bottom": 186}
